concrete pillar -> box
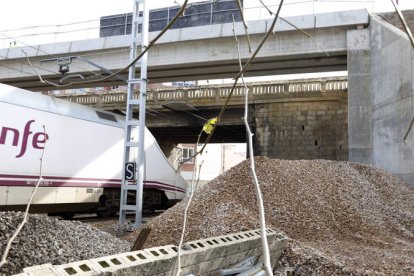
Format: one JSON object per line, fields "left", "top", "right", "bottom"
{"left": 347, "top": 28, "right": 373, "bottom": 163}
{"left": 369, "top": 16, "right": 414, "bottom": 185}
{"left": 348, "top": 16, "right": 414, "bottom": 186}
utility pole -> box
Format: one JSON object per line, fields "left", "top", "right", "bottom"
{"left": 119, "top": 0, "right": 149, "bottom": 228}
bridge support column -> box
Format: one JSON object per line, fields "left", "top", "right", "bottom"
{"left": 347, "top": 28, "right": 373, "bottom": 164}
{"left": 347, "top": 16, "right": 414, "bottom": 185}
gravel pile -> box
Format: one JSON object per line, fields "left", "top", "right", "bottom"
{"left": 126, "top": 157, "right": 414, "bottom": 275}
{"left": 0, "top": 212, "right": 130, "bottom": 275}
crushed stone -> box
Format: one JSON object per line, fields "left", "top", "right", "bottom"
{"left": 0, "top": 212, "right": 130, "bottom": 275}
{"left": 122, "top": 157, "right": 414, "bottom": 275}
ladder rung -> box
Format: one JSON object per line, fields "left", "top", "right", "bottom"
{"left": 121, "top": 184, "right": 138, "bottom": 190}
{"left": 128, "top": 99, "right": 140, "bottom": 105}
{"left": 134, "top": 18, "right": 143, "bottom": 24}
{"left": 126, "top": 120, "right": 140, "bottom": 126}
{"left": 128, "top": 78, "right": 141, "bottom": 84}
{"left": 121, "top": 205, "right": 138, "bottom": 211}
{"left": 126, "top": 142, "right": 139, "bottom": 147}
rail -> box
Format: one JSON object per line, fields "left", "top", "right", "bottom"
{"left": 55, "top": 77, "right": 348, "bottom": 109}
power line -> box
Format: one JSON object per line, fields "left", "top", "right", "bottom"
{"left": 0, "top": 32, "right": 105, "bottom": 80}
{"left": 25, "top": 0, "right": 191, "bottom": 89}
{"left": 0, "top": 19, "right": 99, "bottom": 33}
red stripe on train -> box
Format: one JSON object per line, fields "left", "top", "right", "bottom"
{"left": 0, "top": 179, "right": 186, "bottom": 193}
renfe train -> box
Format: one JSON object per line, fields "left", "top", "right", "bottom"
{"left": 0, "top": 83, "right": 188, "bottom": 218}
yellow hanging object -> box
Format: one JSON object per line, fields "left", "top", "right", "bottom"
{"left": 203, "top": 117, "right": 217, "bottom": 134}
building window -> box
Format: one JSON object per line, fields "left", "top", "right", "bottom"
{"left": 180, "top": 147, "right": 195, "bottom": 163}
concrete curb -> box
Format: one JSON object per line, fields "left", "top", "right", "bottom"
{"left": 16, "top": 229, "right": 287, "bottom": 276}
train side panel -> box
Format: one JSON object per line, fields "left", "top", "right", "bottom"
{"left": 0, "top": 84, "right": 187, "bottom": 214}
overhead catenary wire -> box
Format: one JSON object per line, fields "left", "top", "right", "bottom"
{"left": 0, "top": 53, "right": 60, "bottom": 83}
{"left": 25, "top": 0, "right": 190, "bottom": 89}
{"left": 0, "top": 18, "right": 99, "bottom": 33}
{"left": 0, "top": 32, "right": 105, "bottom": 80}
{"left": 258, "top": 0, "right": 329, "bottom": 57}
{"left": 0, "top": 26, "right": 99, "bottom": 41}
{"left": 180, "top": 0, "right": 285, "bottom": 168}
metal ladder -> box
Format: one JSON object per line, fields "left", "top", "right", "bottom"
{"left": 119, "top": 0, "right": 149, "bottom": 227}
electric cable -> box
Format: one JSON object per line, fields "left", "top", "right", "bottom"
{"left": 25, "top": 0, "right": 190, "bottom": 88}
{"left": 179, "top": 0, "right": 285, "bottom": 170}
{"left": 0, "top": 53, "right": 58, "bottom": 79}
{"left": 0, "top": 26, "right": 99, "bottom": 41}
{"left": 0, "top": 19, "right": 99, "bottom": 33}
{"left": 0, "top": 32, "right": 105, "bottom": 80}
{"left": 259, "top": 0, "right": 330, "bottom": 56}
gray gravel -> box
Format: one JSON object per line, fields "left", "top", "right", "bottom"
{"left": 123, "top": 157, "right": 414, "bottom": 275}
{"left": 0, "top": 212, "right": 130, "bottom": 275}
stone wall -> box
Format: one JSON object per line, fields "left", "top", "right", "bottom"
{"left": 253, "top": 92, "right": 348, "bottom": 161}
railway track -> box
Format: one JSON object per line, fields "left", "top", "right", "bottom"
{"left": 70, "top": 210, "right": 163, "bottom": 222}
{"left": 53, "top": 210, "right": 164, "bottom": 240}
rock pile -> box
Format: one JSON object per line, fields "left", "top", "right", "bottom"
{"left": 0, "top": 212, "right": 130, "bottom": 275}
{"left": 129, "top": 157, "right": 414, "bottom": 275}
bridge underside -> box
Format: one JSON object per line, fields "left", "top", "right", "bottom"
{"left": 148, "top": 125, "right": 248, "bottom": 144}
{"left": 1, "top": 53, "right": 347, "bottom": 91}
{"left": 118, "top": 106, "right": 250, "bottom": 144}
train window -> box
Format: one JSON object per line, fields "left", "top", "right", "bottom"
{"left": 96, "top": 111, "right": 117, "bottom": 122}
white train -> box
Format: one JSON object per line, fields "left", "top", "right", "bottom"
{"left": 0, "top": 84, "right": 187, "bottom": 218}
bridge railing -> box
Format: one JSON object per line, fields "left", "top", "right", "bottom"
{"left": 56, "top": 77, "right": 347, "bottom": 108}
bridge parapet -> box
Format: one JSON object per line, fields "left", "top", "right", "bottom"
{"left": 55, "top": 77, "right": 347, "bottom": 110}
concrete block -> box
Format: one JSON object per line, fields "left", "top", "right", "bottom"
{"left": 18, "top": 229, "right": 288, "bottom": 276}
{"left": 89, "top": 254, "right": 131, "bottom": 272}
{"left": 54, "top": 260, "right": 101, "bottom": 276}
{"left": 143, "top": 245, "right": 178, "bottom": 260}
{"left": 23, "top": 263, "right": 59, "bottom": 276}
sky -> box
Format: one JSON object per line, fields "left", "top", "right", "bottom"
{"left": 1, "top": 0, "right": 414, "bottom": 31}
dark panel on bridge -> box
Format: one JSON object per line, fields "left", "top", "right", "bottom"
{"left": 99, "top": 0, "right": 242, "bottom": 37}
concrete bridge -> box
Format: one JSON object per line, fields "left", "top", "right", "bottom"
{"left": 1, "top": 9, "right": 413, "bottom": 185}
{"left": 0, "top": 9, "right": 368, "bottom": 91}
{"left": 55, "top": 77, "right": 349, "bottom": 160}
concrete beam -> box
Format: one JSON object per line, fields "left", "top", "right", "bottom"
{"left": 0, "top": 10, "right": 368, "bottom": 91}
